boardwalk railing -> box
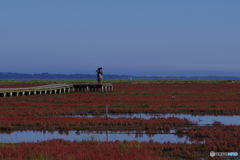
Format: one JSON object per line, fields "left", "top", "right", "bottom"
{"left": 73, "top": 83, "right": 113, "bottom": 92}
{"left": 0, "top": 83, "right": 113, "bottom": 97}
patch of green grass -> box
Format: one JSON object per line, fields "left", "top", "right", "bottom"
{"left": 171, "top": 104, "right": 190, "bottom": 108}
{"left": 29, "top": 105, "right": 46, "bottom": 108}
{"left": 0, "top": 79, "right": 239, "bottom": 85}
{"left": 158, "top": 105, "right": 165, "bottom": 108}
{"left": 171, "top": 92, "right": 192, "bottom": 95}
{"left": 132, "top": 92, "right": 151, "bottom": 95}
{"left": 0, "top": 105, "right": 15, "bottom": 107}
{"left": 76, "top": 105, "right": 104, "bottom": 108}
{"left": 34, "top": 152, "right": 51, "bottom": 160}
{"left": 0, "top": 143, "right": 17, "bottom": 149}
{"left": 208, "top": 105, "right": 217, "bottom": 108}
{"left": 120, "top": 141, "right": 142, "bottom": 150}
{"left": 108, "top": 79, "right": 240, "bottom": 84}
{"left": 97, "top": 105, "right": 107, "bottom": 108}
{"left": 77, "top": 104, "right": 129, "bottom": 108}
{"left": 119, "top": 141, "right": 131, "bottom": 150}
{"left": 111, "top": 104, "right": 127, "bottom": 108}
{"left": 135, "top": 141, "right": 142, "bottom": 149}
{"left": 138, "top": 104, "right": 149, "bottom": 108}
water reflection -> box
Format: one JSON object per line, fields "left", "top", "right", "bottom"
{"left": 63, "top": 113, "right": 240, "bottom": 125}
{"left": 0, "top": 130, "right": 192, "bottom": 143}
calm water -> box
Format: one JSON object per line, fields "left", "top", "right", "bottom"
{"left": 0, "top": 130, "right": 193, "bottom": 143}
{"left": 63, "top": 113, "right": 240, "bottom": 125}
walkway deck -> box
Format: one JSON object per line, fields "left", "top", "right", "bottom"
{"left": 0, "top": 83, "right": 113, "bottom": 97}
{"left": 73, "top": 83, "right": 113, "bottom": 92}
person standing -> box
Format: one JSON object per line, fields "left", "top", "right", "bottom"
{"left": 96, "top": 67, "right": 103, "bottom": 84}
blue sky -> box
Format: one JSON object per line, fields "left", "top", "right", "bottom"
{"left": 0, "top": 0, "right": 239, "bottom": 76}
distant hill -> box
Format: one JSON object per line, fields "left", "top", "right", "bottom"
{"left": 0, "top": 72, "right": 240, "bottom": 80}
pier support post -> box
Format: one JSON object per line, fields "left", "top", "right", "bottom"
{"left": 67, "top": 88, "right": 71, "bottom": 93}
{"left": 0, "top": 93, "right": 6, "bottom": 97}
{"left": 101, "top": 86, "right": 104, "bottom": 92}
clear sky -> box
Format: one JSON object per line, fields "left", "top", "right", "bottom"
{"left": 0, "top": 0, "right": 239, "bottom": 76}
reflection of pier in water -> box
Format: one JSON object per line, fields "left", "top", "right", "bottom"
{"left": 0, "top": 83, "right": 113, "bottom": 97}
{"left": 0, "top": 130, "right": 193, "bottom": 143}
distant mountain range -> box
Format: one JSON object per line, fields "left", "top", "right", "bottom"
{"left": 0, "top": 72, "right": 240, "bottom": 80}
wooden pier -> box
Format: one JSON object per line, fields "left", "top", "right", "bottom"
{"left": 73, "top": 83, "right": 113, "bottom": 92}
{"left": 0, "top": 83, "right": 113, "bottom": 97}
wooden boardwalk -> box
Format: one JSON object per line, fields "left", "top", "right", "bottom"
{"left": 0, "top": 83, "right": 113, "bottom": 97}
{"left": 73, "top": 83, "right": 113, "bottom": 92}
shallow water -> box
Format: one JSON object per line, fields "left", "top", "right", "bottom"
{"left": 0, "top": 130, "right": 193, "bottom": 143}
{"left": 63, "top": 113, "right": 240, "bottom": 125}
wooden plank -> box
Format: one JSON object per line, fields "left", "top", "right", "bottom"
{"left": 0, "top": 83, "right": 113, "bottom": 97}
{"left": 0, "top": 84, "right": 73, "bottom": 93}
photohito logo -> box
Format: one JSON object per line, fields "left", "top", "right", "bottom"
{"left": 210, "top": 151, "right": 238, "bottom": 157}
{"left": 210, "top": 151, "right": 215, "bottom": 157}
